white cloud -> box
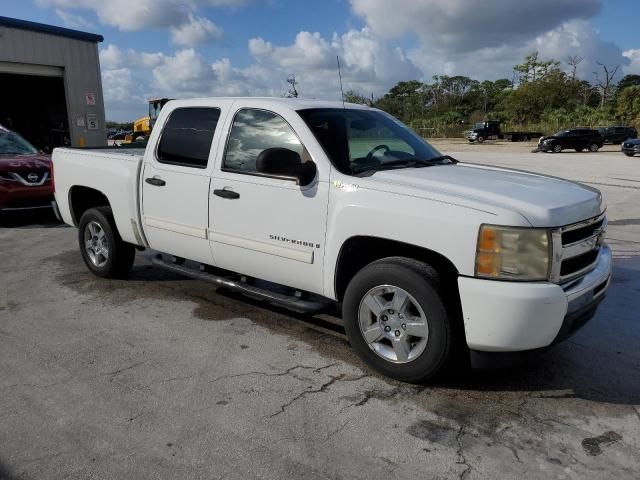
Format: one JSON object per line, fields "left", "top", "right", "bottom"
{"left": 38, "top": 0, "right": 250, "bottom": 31}
{"left": 406, "top": 19, "right": 629, "bottom": 82}
{"left": 170, "top": 14, "right": 223, "bottom": 47}
{"left": 350, "top": 0, "right": 602, "bottom": 53}
{"left": 99, "top": 44, "right": 123, "bottom": 69}
{"left": 54, "top": 9, "right": 95, "bottom": 30}
{"left": 623, "top": 49, "right": 640, "bottom": 75}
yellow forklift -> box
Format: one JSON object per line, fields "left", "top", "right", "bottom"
{"left": 123, "top": 98, "right": 171, "bottom": 146}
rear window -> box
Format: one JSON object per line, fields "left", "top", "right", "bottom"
{"left": 157, "top": 107, "right": 221, "bottom": 168}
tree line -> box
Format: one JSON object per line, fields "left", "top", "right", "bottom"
{"left": 343, "top": 52, "right": 640, "bottom": 137}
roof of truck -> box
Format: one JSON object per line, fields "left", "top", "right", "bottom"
{"left": 165, "top": 97, "right": 373, "bottom": 111}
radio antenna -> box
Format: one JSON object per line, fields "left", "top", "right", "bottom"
{"left": 336, "top": 55, "right": 345, "bottom": 108}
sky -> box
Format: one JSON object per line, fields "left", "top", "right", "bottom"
{"left": 4, "top": 0, "right": 640, "bottom": 121}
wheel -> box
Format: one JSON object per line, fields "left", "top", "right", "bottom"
{"left": 589, "top": 143, "right": 600, "bottom": 152}
{"left": 78, "top": 207, "right": 135, "bottom": 278}
{"left": 624, "top": 152, "right": 635, "bottom": 157}
{"left": 575, "top": 148, "right": 584, "bottom": 152}
{"left": 342, "top": 257, "right": 457, "bottom": 383}
{"left": 522, "top": 135, "right": 529, "bottom": 142}
{"left": 477, "top": 136, "right": 485, "bottom": 143}
{"left": 553, "top": 144, "right": 562, "bottom": 153}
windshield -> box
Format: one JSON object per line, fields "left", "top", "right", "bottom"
{"left": 0, "top": 129, "right": 38, "bottom": 155}
{"left": 298, "top": 108, "right": 446, "bottom": 175}
{"left": 554, "top": 130, "right": 570, "bottom": 137}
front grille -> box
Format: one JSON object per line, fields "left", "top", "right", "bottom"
{"left": 551, "top": 213, "right": 606, "bottom": 283}
{"left": 562, "top": 218, "right": 604, "bottom": 245}
{"left": 6, "top": 170, "right": 49, "bottom": 186}
{"left": 560, "top": 250, "right": 598, "bottom": 276}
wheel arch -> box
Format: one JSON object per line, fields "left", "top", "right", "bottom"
{"left": 68, "top": 185, "right": 111, "bottom": 226}
{"left": 333, "top": 236, "right": 460, "bottom": 303}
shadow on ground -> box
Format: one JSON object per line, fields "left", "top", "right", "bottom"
{"left": 49, "top": 247, "right": 640, "bottom": 413}
{"left": 0, "top": 209, "right": 62, "bottom": 228}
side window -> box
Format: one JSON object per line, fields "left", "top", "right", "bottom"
{"left": 223, "top": 109, "right": 304, "bottom": 173}
{"left": 157, "top": 107, "right": 221, "bottom": 168}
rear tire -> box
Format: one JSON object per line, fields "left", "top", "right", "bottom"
{"left": 553, "top": 144, "right": 562, "bottom": 153}
{"left": 589, "top": 143, "right": 600, "bottom": 152}
{"left": 78, "top": 207, "right": 135, "bottom": 278}
{"left": 342, "top": 257, "right": 457, "bottom": 383}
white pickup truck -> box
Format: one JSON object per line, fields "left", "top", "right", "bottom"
{"left": 52, "top": 98, "right": 611, "bottom": 382}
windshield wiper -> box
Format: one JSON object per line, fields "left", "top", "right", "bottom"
{"left": 352, "top": 155, "right": 458, "bottom": 176}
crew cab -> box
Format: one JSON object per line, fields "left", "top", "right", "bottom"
{"left": 537, "top": 128, "right": 603, "bottom": 153}
{"left": 0, "top": 125, "right": 54, "bottom": 214}
{"left": 52, "top": 98, "right": 612, "bottom": 382}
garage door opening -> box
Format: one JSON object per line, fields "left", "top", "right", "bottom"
{"left": 0, "top": 72, "right": 69, "bottom": 152}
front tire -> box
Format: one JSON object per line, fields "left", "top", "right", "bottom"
{"left": 342, "top": 257, "right": 456, "bottom": 383}
{"left": 553, "top": 144, "right": 562, "bottom": 153}
{"left": 78, "top": 207, "right": 135, "bottom": 278}
{"left": 477, "top": 136, "right": 485, "bottom": 143}
{"left": 624, "top": 152, "right": 635, "bottom": 157}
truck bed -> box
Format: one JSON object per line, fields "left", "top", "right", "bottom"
{"left": 52, "top": 147, "right": 145, "bottom": 247}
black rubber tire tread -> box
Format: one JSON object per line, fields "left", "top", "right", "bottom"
{"left": 342, "top": 256, "right": 456, "bottom": 383}
{"left": 78, "top": 206, "right": 135, "bottom": 279}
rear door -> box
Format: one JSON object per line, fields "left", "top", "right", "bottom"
{"left": 141, "top": 102, "right": 231, "bottom": 264}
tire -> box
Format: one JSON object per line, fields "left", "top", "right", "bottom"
{"left": 477, "top": 136, "right": 485, "bottom": 143}
{"left": 522, "top": 135, "right": 529, "bottom": 142}
{"left": 624, "top": 152, "right": 635, "bottom": 157}
{"left": 553, "top": 144, "right": 562, "bottom": 153}
{"left": 589, "top": 143, "right": 600, "bottom": 152}
{"left": 78, "top": 207, "right": 135, "bottom": 278}
{"left": 342, "top": 257, "right": 458, "bottom": 383}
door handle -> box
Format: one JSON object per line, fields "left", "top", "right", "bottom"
{"left": 145, "top": 177, "right": 166, "bottom": 186}
{"left": 213, "top": 188, "right": 240, "bottom": 199}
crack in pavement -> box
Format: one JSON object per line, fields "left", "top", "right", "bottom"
{"left": 269, "top": 374, "right": 346, "bottom": 418}
{"left": 325, "top": 419, "right": 350, "bottom": 441}
{"left": 207, "top": 363, "right": 340, "bottom": 384}
{"left": 455, "top": 424, "right": 472, "bottom": 480}
{"left": 103, "top": 360, "right": 149, "bottom": 377}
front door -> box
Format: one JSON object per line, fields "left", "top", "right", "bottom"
{"left": 141, "top": 104, "right": 229, "bottom": 264}
{"left": 209, "top": 106, "right": 329, "bottom": 295}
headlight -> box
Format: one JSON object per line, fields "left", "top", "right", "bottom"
{"left": 475, "top": 225, "right": 551, "bottom": 281}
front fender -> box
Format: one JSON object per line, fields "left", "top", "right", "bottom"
{"left": 322, "top": 180, "right": 523, "bottom": 299}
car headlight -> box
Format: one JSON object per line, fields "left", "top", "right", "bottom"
{"left": 475, "top": 225, "right": 551, "bottom": 281}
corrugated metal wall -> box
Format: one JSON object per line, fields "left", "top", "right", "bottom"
{"left": 0, "top": 26, "right": 106, "bottom": 147}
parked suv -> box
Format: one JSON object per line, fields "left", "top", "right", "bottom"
{"left": 0, "top": 125, "right": 54, "bottom": 214}
{"left": 538, "top": 128, "right": 603, "bottom": 153}
{"left": 599, "top": 126, "right": 638, "bottom": 144}
{"left": 621, "top": 138, "right": 640, "bottom": 157}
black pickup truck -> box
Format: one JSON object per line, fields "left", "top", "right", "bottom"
{"left": 465, "top": 121, "right": 543, "bottom": 143}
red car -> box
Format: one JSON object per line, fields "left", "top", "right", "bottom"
{"left": 0, "top": 125, "right": 54, "bottom": 214}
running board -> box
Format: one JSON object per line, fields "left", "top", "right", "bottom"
{"left": 151, "top": 254, "right": 331, "bottom": 313}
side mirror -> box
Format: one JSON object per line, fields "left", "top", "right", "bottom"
{"left": 256, "top": 148, "right": 317, "bottom": 186}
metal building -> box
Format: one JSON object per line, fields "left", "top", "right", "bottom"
{"left": 0, "top": 16, "right": 107, "bottom": 150}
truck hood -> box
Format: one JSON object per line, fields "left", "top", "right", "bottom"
{"left": 365, "top": 163, "right": 603, "bottom": 227}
